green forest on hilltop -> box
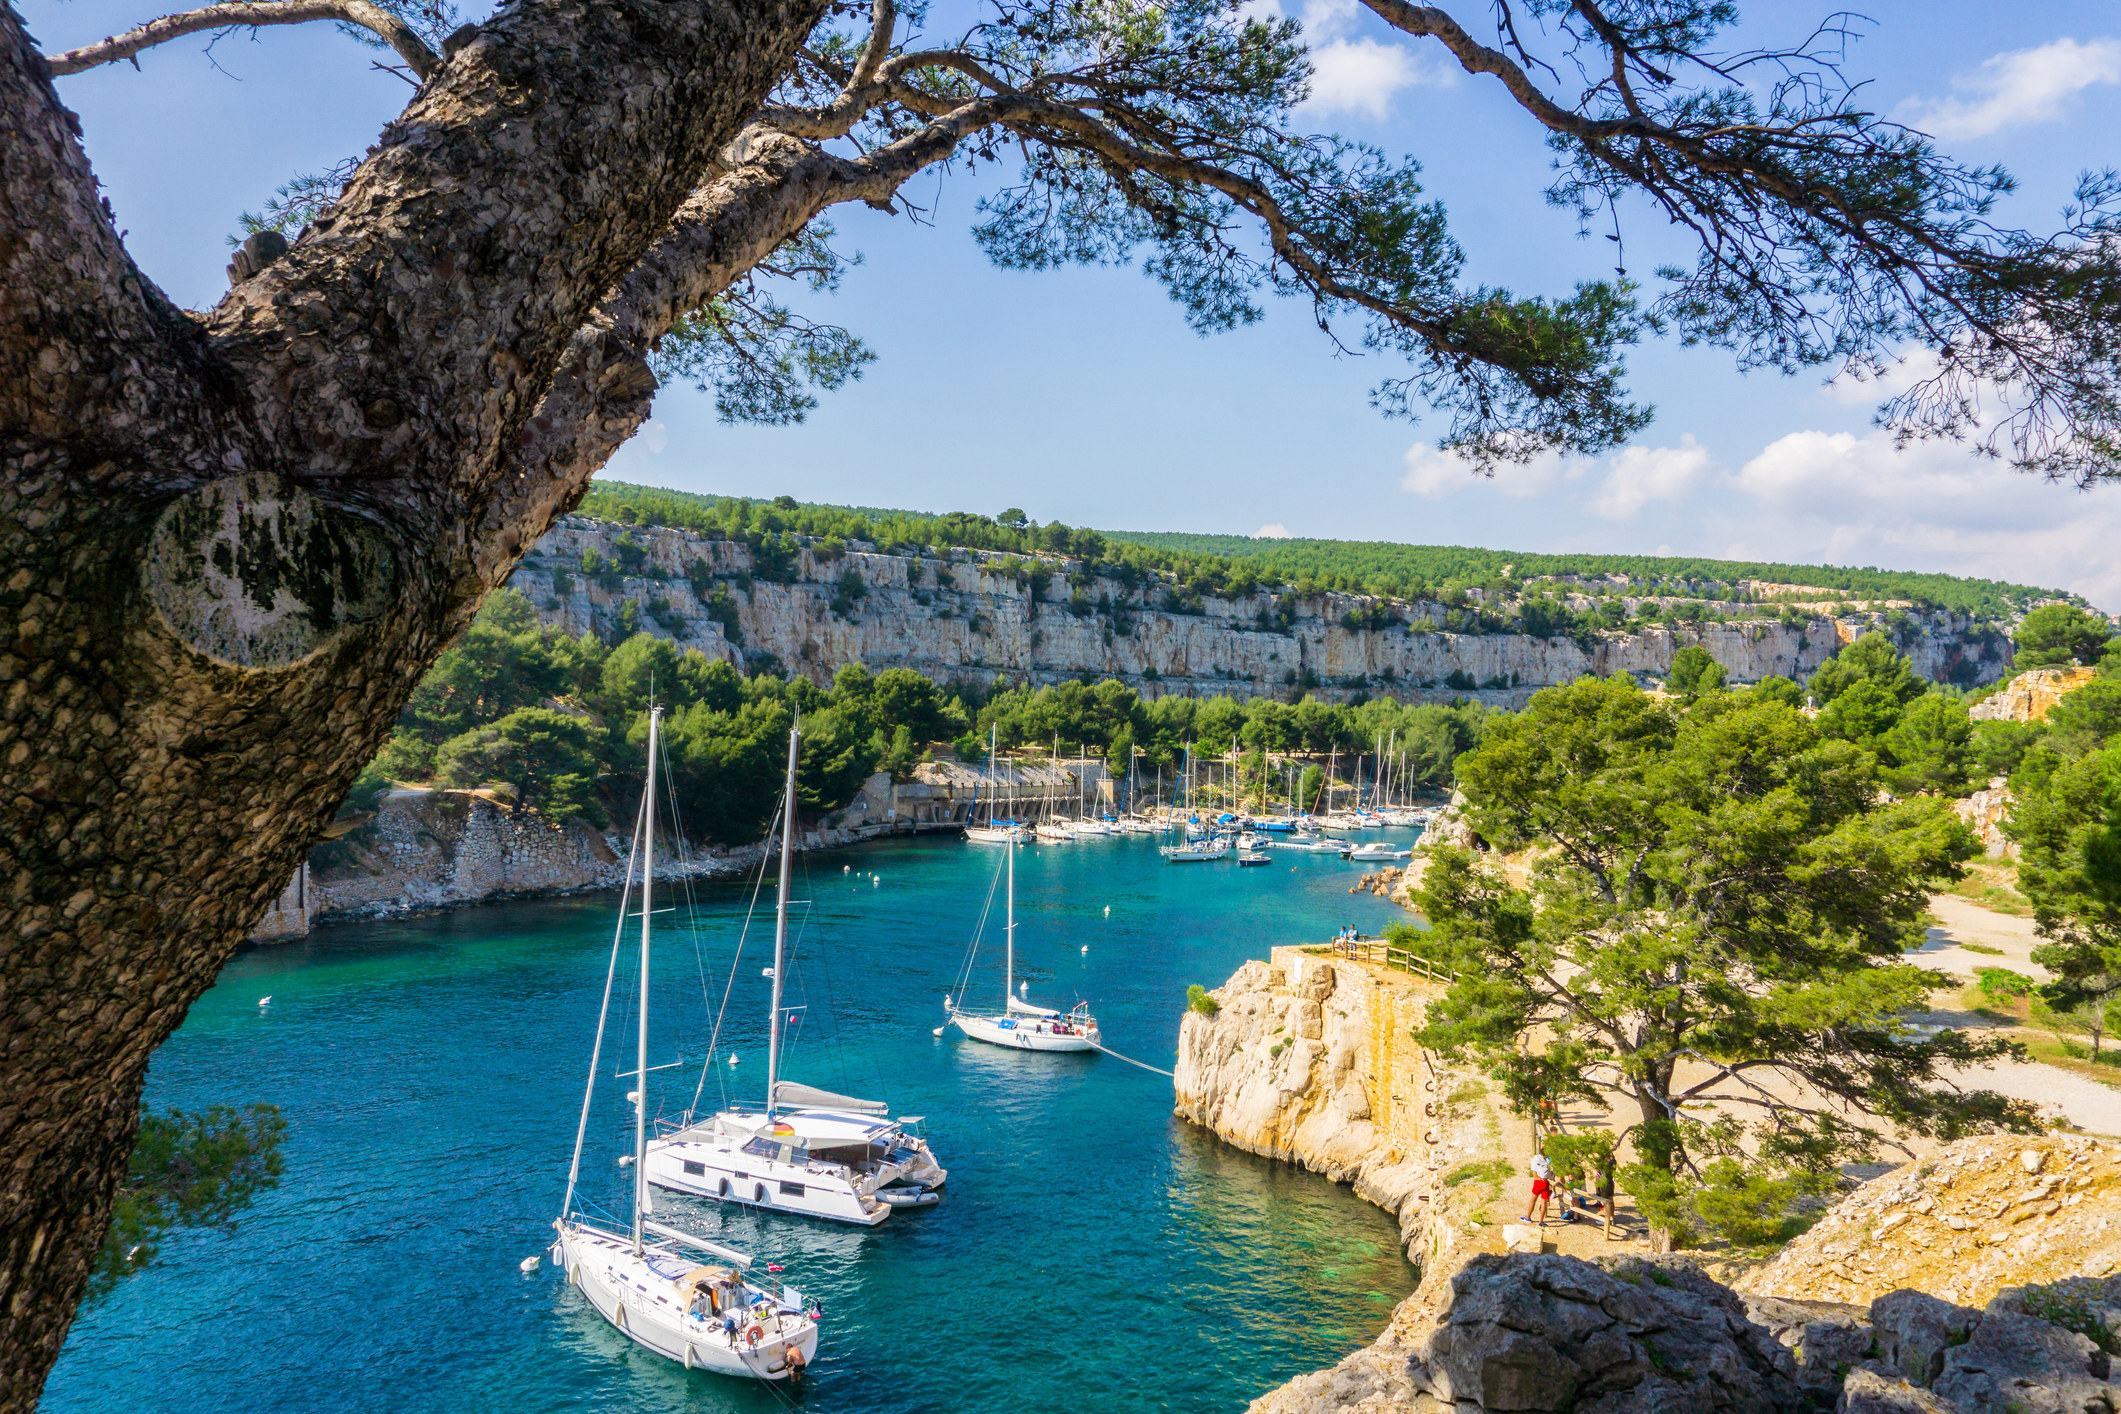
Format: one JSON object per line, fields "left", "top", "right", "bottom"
{"left": 574, "top": 481, "right": 2066, "bottom": 619}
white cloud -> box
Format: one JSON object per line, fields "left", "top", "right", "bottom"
{"left": 1292, "top": 0, "right": 1448, "bottom": 118}
{"left": 1388, "top": 429, "right": 2121, "bottom": 611}
{"left": 1400, "top": 443, "right": 1587, "bottom": 500}
{"left": 1306, "top": 39, "right": 1422, "bottom": 118}
{"left": 1587, "top": 435, "right": 1713, "bottom": 520}
{"left": 1897, "top": 37, "right": 2121, "bottom": 140}
{"left": 1728, "top": 429, "right": 2121, "bottom": 609}
{"left": 1255, "top": 522, "right": 1293, "bottom": 539}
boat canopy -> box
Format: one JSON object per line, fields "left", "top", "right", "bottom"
{"left": 1005, "top": 995, "right": 1061, "bottom": 1018}
{"left": 771, "top": 1080, "right": 890, "bottom": 1115}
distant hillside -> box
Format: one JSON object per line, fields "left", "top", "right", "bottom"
{"left": 1102, "top": 533, "right": 2063, "bottom": 620}
{"left": 575, "top": 480, "right": 2067, "bottom": 621}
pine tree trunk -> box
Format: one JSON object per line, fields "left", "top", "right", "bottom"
{"left": 0, "top": 0, "right": 827, "bottom": 1399}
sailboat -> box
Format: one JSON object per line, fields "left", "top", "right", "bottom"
{"left": 1160, "top": 745, "right": 1228, "bottom": 861}
{"left": 964, "top": 724, "right": 1024, "bottom": 844}
{"left": 550, "top": 707, "right": 823, "bottom": 1380}
{"left": 947, "top": 839, "right": 1100, "bottom": 1051}
{"left": 644, "top": 724, "right": 951, "bottom": 1224}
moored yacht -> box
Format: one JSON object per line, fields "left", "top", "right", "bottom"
{"left": 947, "top": 834, "right": 1100, "bottom": 1052}
{"left": 647, "top": 725, "right": 948, "bottom": 1225}
{"left": 550, "top": 706, "right": 822, "bottom": 1380}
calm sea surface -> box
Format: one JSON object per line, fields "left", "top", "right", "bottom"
{"left": 47, "top": 833, "right": 1417, "bottom": 1414}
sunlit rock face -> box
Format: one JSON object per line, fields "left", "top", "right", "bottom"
{"left": 1172, "top": 947, "right": 1505, "bottom": 1271}
{"left": 507, "top": 517, "right": 2010, "bottom": 702}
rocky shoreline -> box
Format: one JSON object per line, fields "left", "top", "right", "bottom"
{"left": 1174, "top": 948, "right": 2121, "bottom": 1413}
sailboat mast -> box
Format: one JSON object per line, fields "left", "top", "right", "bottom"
{"left": 631, "top": 706, "right": 661, "bottom": 1255}
{"left": 1004, "top": 827, "right": 1015, "bottom": 1005}
{"left": 766, "top": 723, "right": 799, "bottom": 1121}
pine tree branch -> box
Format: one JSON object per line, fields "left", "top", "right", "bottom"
{"left": 46, "top": 0, "right": 442, "bottom": 81}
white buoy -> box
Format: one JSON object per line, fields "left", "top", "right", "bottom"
{"left": 931, "top": 1025, "right": 946, "bottom": 1037}
{"left": 872, "top": 877, "right": 878, "bottom": 887}
{"left": 761, "top": 965, "right": 775, "bottom": 978}
{"left": 617, "top": 1155, "right": 635, "bottom": 1167}
{"left": 843, "top": 864, "right": 850, "bottom": 873}
{"left": 728, "top": 1053, "right": 739, "bottom": 1066}
{"left": 258, "top": 996, "right": 272, "bottom": 1007}
{"left": 520, "top": 1255, "right": 541, "bottom": 1273}
{"left": 1081, "top": 945, "right": 1089, "bottom": 954}
{"left": 1103, "top": 905, "right": 1110, "bottom": 916}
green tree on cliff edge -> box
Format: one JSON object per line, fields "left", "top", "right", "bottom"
{"left": 1398, "top": 677, "right": 2032, "bottom": 1248}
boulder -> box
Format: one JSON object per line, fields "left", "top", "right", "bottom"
{"left": 1869, "top": 1290, "right": 1981, "bottom": 1387}
{"left": 1931, "top": 1307, "right": 2118, "bottom": 1414}
{"left": 1836, "top": 1366, "right": 1959, "bottom": 1413}
{"left": 1402, "top": 1254, "right": 1818, "bottom": 1412}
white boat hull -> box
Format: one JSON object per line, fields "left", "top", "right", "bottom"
{"left": 951, "top": 1011, "right": 1100, "bottom": 1052}
{"left": 645, "top": 1108, "right": 948, "bottom": 1228}
{"left": 557, "top": 1224, "right": 818, "bottom": 1379}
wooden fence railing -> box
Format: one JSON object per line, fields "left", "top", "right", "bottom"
{"left": 1327, "top": 936, "right": 1456, "bottom": 984}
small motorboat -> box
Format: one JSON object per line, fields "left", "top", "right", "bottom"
{"left": 1273, "top": 837, "right": 1350, "bottom": 853}
{"left": 1347, "top": 842, "right": 1412, "bottom": 861}
{"left": 1236, "top": 851, "right": 1271, "bottom": 867}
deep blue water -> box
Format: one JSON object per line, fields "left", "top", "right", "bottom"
{"left": 46, "top": 834, "right": 1416, "bottom": 1413}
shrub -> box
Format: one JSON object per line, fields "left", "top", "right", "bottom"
{"left": 1186, "top": 984, "right": 1220, "bottom": 1016}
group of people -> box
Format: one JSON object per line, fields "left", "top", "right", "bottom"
{"left": 1522, "top": 1146, "right": 1609, "bottom": 1229}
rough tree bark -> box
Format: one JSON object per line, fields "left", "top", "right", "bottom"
{"left": 0, "top": 0, "right": 830, "bottom": 1399}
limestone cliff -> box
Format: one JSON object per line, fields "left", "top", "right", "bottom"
{"left": 304, "top": 779, "right": 914, "bottom": 923}
{"left": 1172, "top": 946, "right": 1509, "bottom": 1272}
{"left": 508, "top": 516, "right": 2011, "bottom": 704}
{"left": 1970, "top": 666, "right": 2098, "bottom": 723}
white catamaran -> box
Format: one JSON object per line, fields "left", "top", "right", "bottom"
{"left": 947, "top": 835, "right": 1100, "bottom": 1051}
{"left": 551, "top": 707, "right": 822, "bottom": 1381}
{"left": 643, "top": 724, "right": 949, "bottom": 1225}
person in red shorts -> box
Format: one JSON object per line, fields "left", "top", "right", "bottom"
{"left": 1524, "top": 1148, "right": 1554, "bottom": 1227}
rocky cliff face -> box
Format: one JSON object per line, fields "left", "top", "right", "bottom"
{"left": 305, "top": 780, "right": 914, "bottom": 922}
{"left": 1970, "top": 667, "right": 2099, "bottom": 723}
{"left": 509, "top": 517, "right": 2011, "bottom": 704}
{"left": 1173, "top": 946, "right": 1506, "bottom": 1271}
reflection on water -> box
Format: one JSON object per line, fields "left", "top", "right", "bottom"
{"left": 47, "top": 835, "right": 1418, "bottom": 1414}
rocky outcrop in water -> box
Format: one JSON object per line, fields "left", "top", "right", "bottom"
{"left": 507, "top": 517, "right": 2011, "bottom": 704}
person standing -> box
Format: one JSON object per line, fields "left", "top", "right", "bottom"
{"left": 1524, "top": 1148, "right": 1554, "bottom": 1227}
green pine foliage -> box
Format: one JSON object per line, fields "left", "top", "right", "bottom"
{"left": 94, "top": 1104, "right": 287, "bottom": 1298}
{"left": 1398, "top": 675, "right": 2031, "bottom": 1249}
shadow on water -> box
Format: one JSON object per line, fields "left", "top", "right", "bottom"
{"left": 47, "top": 835, "right": 1418, "bottom": 1414}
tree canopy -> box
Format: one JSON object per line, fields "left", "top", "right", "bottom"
{"left": 1400, "top": 676, "right": 2027, "bottom": 1248}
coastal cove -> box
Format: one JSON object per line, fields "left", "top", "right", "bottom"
{"left": 47, "top": 836, "right": 1414, "bottom": 1414}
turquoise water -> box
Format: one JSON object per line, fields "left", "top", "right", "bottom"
{"left": 47, "top": 835, "right": 1415, "bottom": 1413}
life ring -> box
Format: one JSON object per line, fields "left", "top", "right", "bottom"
{"left": 745, "top": 1324, "right": 764, "bottom": 1347}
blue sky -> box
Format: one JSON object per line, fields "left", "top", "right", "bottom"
{"left": 31, "top": 0, "right": 2121, "bottom": 606}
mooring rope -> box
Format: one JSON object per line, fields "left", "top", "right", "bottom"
{"left": 1094, "top": 1043, "right": 1174, "bottom": 1078}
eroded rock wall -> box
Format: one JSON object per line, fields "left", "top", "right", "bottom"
{"left": 1173, "top": 946, "right": 1505, "bottom": 1270}
{"left": 509, "top": 517, "right": 2010, "bottom": 704}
